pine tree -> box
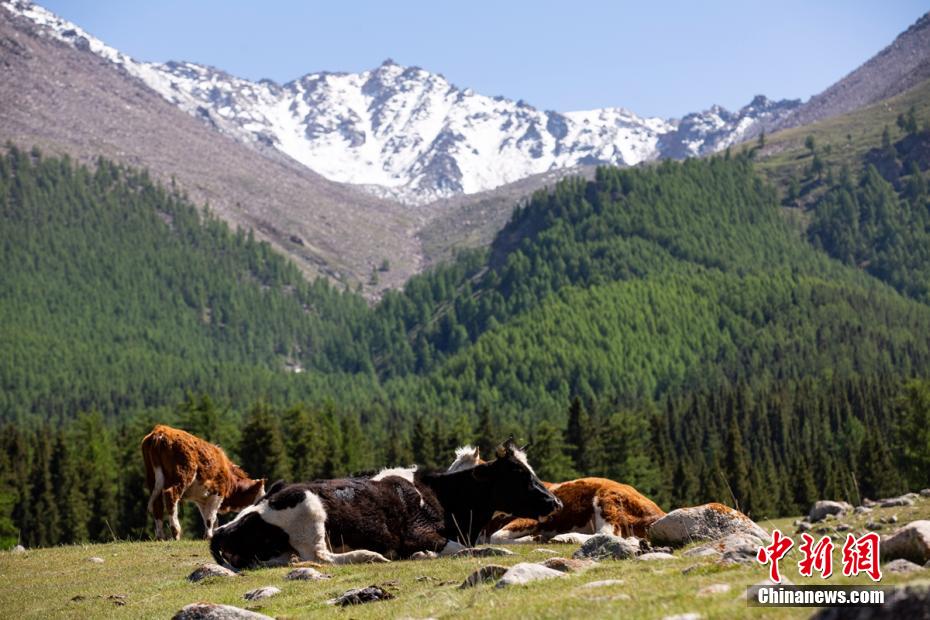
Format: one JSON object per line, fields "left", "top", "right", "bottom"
{"left": 531, "top": 420, "right": 576, "bottom": 481}
{"left": 238, "top": 403, "right": 291, "bottom": 482}
{"left": 723, "top": 415, "right": 751, "bottom": 512}
{"left": 50, "top": 432, "right": 89, "bottom": 543}
{"left": 27, "top": 427, "right": 60, "bottom": 547}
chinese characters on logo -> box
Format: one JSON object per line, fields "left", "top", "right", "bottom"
{"left": 756, "top": 529, "right": 882, "bottom": 582}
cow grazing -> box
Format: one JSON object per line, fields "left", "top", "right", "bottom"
{"left": 448, "top": 445, "right": 665, "bottom": 543}
{"left": 209, "top": 438, "right": 561, "bottom": 569}
{"left": 141, "top": 425, "right": 266, "bottom": 540}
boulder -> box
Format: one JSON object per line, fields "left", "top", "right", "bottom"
{"left": 243, "top": 587, "right": 281, "bottom": 601}
{"left": 697, "top": 583, "right": 731, "bottom": 596}
{"left": 11, "top": 544, "right": 25, "bottom": 553}
{"left": 187, "top": 564, "right": 238, "bottom": 582}
{"left": 920, "top": 489, "right": 930, "bottom": 498}
{"left": 811, "top": 580, "right": 930, "bottom": 619}
{"left": 327, "top": 585, "right": 395, "bottom": 606}
{"left": 572, "top": 534, "right": 642, "bottom": 560}
{"left": 681, "top": 532, "right": 765, "bottom": 565}
{"left": 885, "top": 559, "right": 924, "bottom": 574}
{"left": 879, "top": 495, "right": 916, "bottom": 508}
{"left": 459, "top": 565, "right": 509, "bottom": 588}
{"left": 808, "top": 500, "right": 852, "bottom": 523}
{"left": 540, "top": 557, "right": 594, "bottom": 573}
{"left": 172, "top": 603, "right": 273, "bottom": 620}
{"left": 882, "top": 521, "right": 930, "bottom": 564}
{"left": 637, "top": 552, "right": 676, "bottom": 561}
{"left": 855, "top": 506, "right": 873, "bottom": 515}
{"left": 451, "top": 546, "right": 513, "bottom": 558}
{"left": 580, "top": 579, "right": 625, "bottom": 588}
{"left": 647, "top": 503, "right": 768, "bottom": 547}
{"left": 285, "top": 567, "right": 330, "bottom": 581}
{"left": 495, "top": 562, "right": 565, "bottom": 588}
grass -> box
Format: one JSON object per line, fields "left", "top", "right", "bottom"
{"left": 3, "top": 498, "right": 930, "bottom": 619}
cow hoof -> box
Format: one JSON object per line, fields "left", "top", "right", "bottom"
{"left": 410, "top": 551, "right": 439, "bottom": 560}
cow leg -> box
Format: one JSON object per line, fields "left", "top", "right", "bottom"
{"left": 147, "top": 465, "right": 166, "bottom": 540}
{"left": 162, "top": 486, "right": 184, "bottom": 540}
{"left": 489, "top": 525, "right": 538, "bottom": 544}
{"left": 196, "top": 495, "right": 224, "bottom": 539}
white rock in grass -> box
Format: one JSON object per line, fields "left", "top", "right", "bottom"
{"left": 882, "top": 521, "right": 930, "bottom": 564}
{"left": 884, "top": 559, "right": 924, "bottom": 574}
{"left": 87, "top": 556, "right": 104, "bottom": 564}
{"left": 637, "top": 552, "right": 676, "bottom": 561}
{"left": 697, "top": 583, "right": 731, "bottom": 596}
{"left": 187, "top": 563, "right": 238, "bottom": 582}
{"left": 662, "top": 614, "right": 702, "bottom": 620}
{"left": 580, "top": 579, "right": 625, "bottom": 588}
{"left": 172, "top": 603, "right": 273, "bottom": 620}
{"left": 11, "top": 545, "right": 25, "bottom": 553}
{"left": 648, "top": 503, "right": 768, "bottom": 546}
{"left": 243, "top": 586, "right": 281, "bottom": 601}
{"left": 495, "top": 562, "right": 565, "bottom": 587}
{"left": 573, "top": 534, "right": 641, "bottom": 560}
{"left": 285, "top": 567, "right": 330, "bottom": 581}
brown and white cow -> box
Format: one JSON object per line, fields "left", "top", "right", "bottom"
{"left": 209, "top": 438, "right": 561, "bottom": 568}
{"left": 141, "top": 425, "right": 266, "bottom": 540}
{"left": 448, "top": 445, "right": 665, "bottom": 543}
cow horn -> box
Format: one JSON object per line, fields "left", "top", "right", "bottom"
{"left": 520, "top": 442, "right": 532, "bottom": 452}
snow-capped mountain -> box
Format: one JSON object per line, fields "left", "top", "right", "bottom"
{"left": 4, "top": 1, "right": 800, "bottom": 204}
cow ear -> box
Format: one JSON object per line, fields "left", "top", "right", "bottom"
{"left": 495, "top": 443, "right": 507, "bottom": 459}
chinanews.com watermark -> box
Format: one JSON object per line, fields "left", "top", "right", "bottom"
{"left": 750, "top": 528, "right": 890, "bottom": 608}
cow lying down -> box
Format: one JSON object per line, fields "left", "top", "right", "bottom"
{"left": 210, "top": 439, "right": 561, "bottom": 569}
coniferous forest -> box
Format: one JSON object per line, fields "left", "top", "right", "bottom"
{"left": 2, "top": 118, "right": 930, "bottom": 548}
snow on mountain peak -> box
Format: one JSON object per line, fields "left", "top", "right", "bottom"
{"left": 3, "top": 1, "right": 802, "bottom": 204}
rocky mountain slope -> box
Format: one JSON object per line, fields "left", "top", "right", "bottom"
{"left": 0, "top": 1, "right": 421, "bottom": 291}
{"left": 3, "top": 1, "right": 800, "bottom": 204}
{"left": 775, "top": 11, "right": 930, "bottom": 131}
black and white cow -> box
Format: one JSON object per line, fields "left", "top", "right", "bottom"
{"left": 210, "top": 439, "right": 561, "bottom": 568}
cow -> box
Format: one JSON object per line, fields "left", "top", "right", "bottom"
{"left": 448, "top": 445, "right": 665, "bottom": 543}
{"left": 209, "top": 438, "right": 561, "bottom": 569}
{"left": 141, "top": 425, "right": 266, "bottom": 540}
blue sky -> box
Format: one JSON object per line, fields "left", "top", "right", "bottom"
{"left": 41, "top": 0, "right": 928, "bottom": 119}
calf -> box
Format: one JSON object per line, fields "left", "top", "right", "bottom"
{"left": 210, "top": 438, "right": 561, "bottom": 568}
{"left": 448, "top": 445, "right": 665, "bottom": 543}
{"left": 141, "top": 425, "right": 265, "bottom": 540}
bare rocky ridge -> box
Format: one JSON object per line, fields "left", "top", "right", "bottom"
{"left": 0, "top": 5, "right": 421, "bottom": 293}
{"left": 776, "top": 11, "right": 930, "bottom": 131}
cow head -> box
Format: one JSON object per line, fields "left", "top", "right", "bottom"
{"left": 448, "top": 445, "right": 483, "bottom": 472}
{"left": 473, "top": 437, "right": 561, "bottom": 519}
{"left": 210, "top": 504, "right": 295, "bottom": 570}
{"left": 220, "top": 477, "right": 266, "bottom": 512}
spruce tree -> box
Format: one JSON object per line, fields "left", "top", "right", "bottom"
{"left": 238, "top": 403, "right": 291, "bottom": 482}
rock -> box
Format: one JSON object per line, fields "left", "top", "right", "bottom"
{"left": 808, "top": 500, "right": 852, "bottom": 523}
{"left": 697, "top": 583, "right": 731, "bottom": 596}
{"left": 637, "top": 552, "right": 676, "bottom": 561}
{"left": 495, "top": 562, "right": 566, "bottom": 587}
{"left": 836, "top": 523, "right": 852, "bottom": 532}
{"left": 879, "top": 495, "right": 916, "bottom": 508}
{"left": 882, "top": 521, "right": 930, "bottom": 564}
{"left": 11, "top": 545, "right": 25, "bottom": 553}
{"left": 740, "top": 577, "right": 794, "bottom": 601}
{"left": 682, "top": 532, "right": 765, "bottom": 565}
{"left": 580, "top": 579, "right": 625, "bottom": 588}
{"left": 549, "top": 532, "right": 595, "bottom": 544}
{"left": 855, "top": 506, "right": 873, "bottom": 515}
{"left": 920, "top": 489, "right": 930, "bottom": 498}
{"left": 862, "top": 498, "right": 877, "bottom": 507}
{"left": 885, "top": 559, "right": 924, "bottom": 574}
{"left": 87, "top": 557, "right": 104, "bottom": 564}
{"left": 410, "top": 550, "right": 438, "bottom": 560}
{"left": 172, "top": 603, "right": 273, "bottom": 620}
{"left": 451, "top": 546, "right": 514, "bottom": 558}
{"left": 540, "top": 557, "right": 595, "bottom": 573}
{"left": 866, "top": 521, "right": 883, "bottom": 531}
{"left": 285, "top": 567, "right": 330, "bottom": 581}
{"left": 662, "top": 614, "right": 702, "bottom": 620}
{"left": 881, "top": 515, "right": 899, "bottom": 524}
{"left": 647, "top": 503, "right": 768, "bottom": 547}
{"left": 327, "top": 585, "right": 395, "bottom": 606}
{"left": 459, "top": 565, "right": 508, "bottom": 588}
{"left": 572, "top": 534, "right": 641, "bottom": 560}
{"left": 796, "top": 521, "right": 812, "bottom": 533}
{"left": 243, "top": 586, "right": 281, "bottom": 601}
{"left": 187, "top": 563, "right": 238, "bottom": 582}
{"left": 810, "top": 580, "right": 930, "bottom": 619}
{"left": 533, "top": 548, "right": 558, "bottom": 555}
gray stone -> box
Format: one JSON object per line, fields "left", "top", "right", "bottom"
{"left": 879, "top": 495, "right": 916, "bottom": 508}
{"left": 285, "top": 567, "right": 330, "bottom": 581}
{"left": 697, "top": 583, "right": 731, "bottom": 596}
{"left": 796, "top": 521, "right": 812, "bottom": 533}
{"left": 87, "top": 557, "right": 104, "bottom": 564}
{"left": 866, "top": 521, "right": 883, "bottom": 531}
{"left": 810, "top": 580, "right": 930, "bottom": 619}
{"left": 662, "top": 614, "right": 702, "bottom": 620}
{"left": 451, "top": 546, "right": 514, "bottom": 558}
{"left": 572, "top": 533, "right": 641, "bottom": 560}
{"left": 459, "top": 564, "right": 508, "bottom": 588}
{"left": 534, "top": 548, "right": 558, "bottom": 555}
{"left": 540, "top": 557, "right": 595, "bottom": 573}
{"left": 327, "top": 585, "right": 395, "bottom": 606}
{"left": 495, "top": 562, "right": 565, "bottom": 587}
{"left": 172, "top": 603, "right": 273, "bottom": 620}
{"left": 836, "top": 523, "right": 852, "bottom": 532}
{"left": 11, "top": 545, "right": 25, "bottom": 553}
{"left": 682, "top": 532, "right": 765, "bottom": 565}
{"left": 580, "top": 579, "right": 625, "bottom": 588}
{"left": 855, "top": 506, "right": 873, "bottom": 515}
{"left": 920, "top": 489, "right": 930, "bottom": 498}
{"left": 647, "top": 503, "right": 768, "bottom": 547}
{"left": 637, "top": 552, "right": 676, "bottom": 561}
{"left": 885, "top": 558, "right": 924, "bottom": 574}
{"left": 882, "top": 521, "right": 930, "bottom": 564}
{"left": 243, "top": 586, "right": 281, "bottom": 601}
{"left": 808, "top": 500, "right": 852, "bottom": 523}
{"left": 187, "top": 563, "right": 238, "bottom": 582}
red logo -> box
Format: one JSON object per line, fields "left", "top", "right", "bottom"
{"left": 798, "top": 533, "right": 834, "bottom": 578}
{"left": 756, "top": 529, "right": 794, "bottom": 583}
{"left": 841, "top": 532, "right": 882, "bottom": 582}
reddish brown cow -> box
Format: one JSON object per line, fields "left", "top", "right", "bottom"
{"left": 448, "top": 445, "right": 665, "bottom": 542}
{"left": 141, "top": 425, "right": 265, "bottom": 540}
